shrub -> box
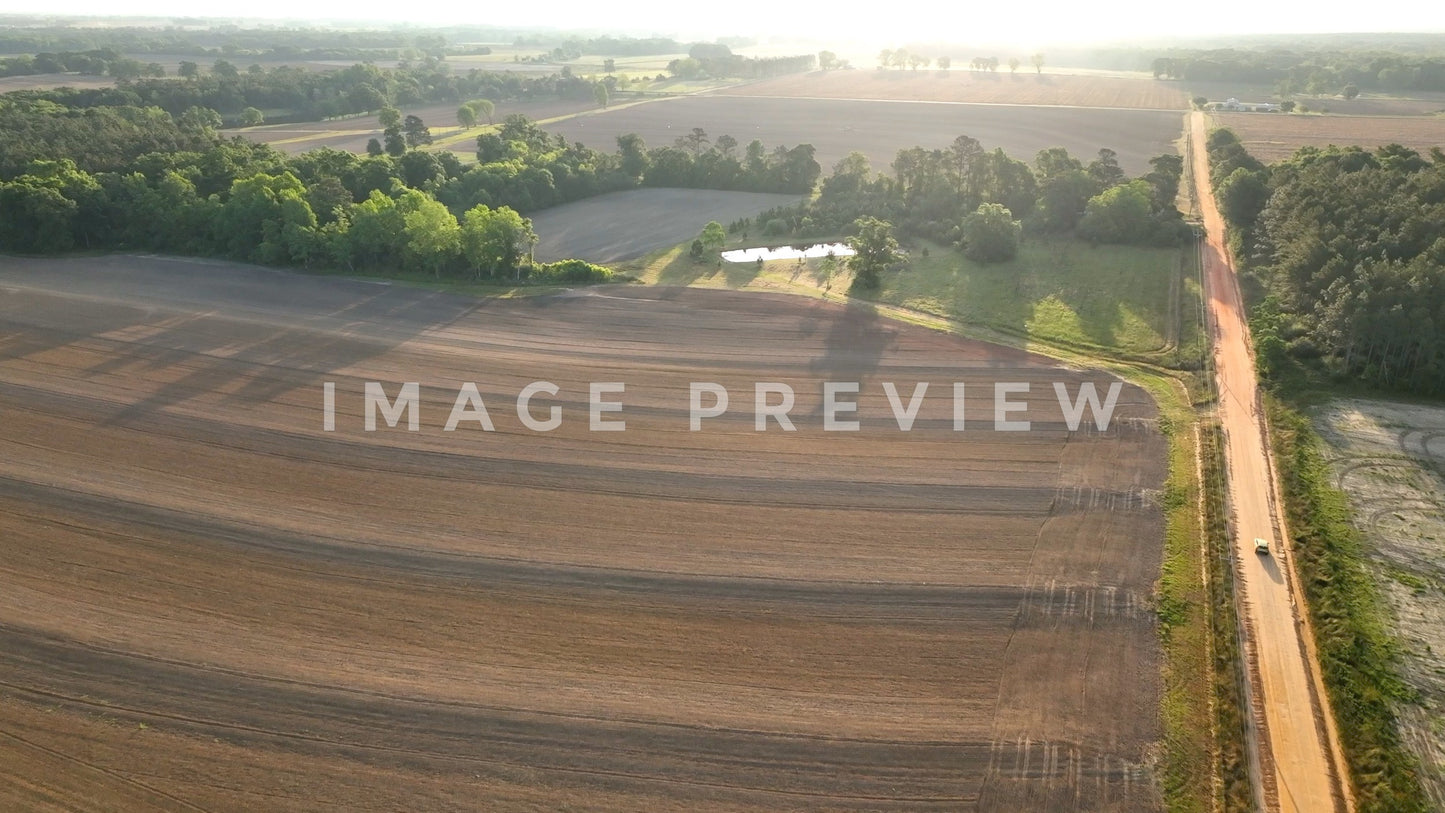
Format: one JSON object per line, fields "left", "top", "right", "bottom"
{"left": 531, "top": 258, "right": 613, "bottom": 282}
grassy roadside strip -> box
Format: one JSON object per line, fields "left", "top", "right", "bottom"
{"left": 1264, "top": 395, "right": 1429, "bottom": 813}
{"left": 1200, "top": 419, "right": 1257, "bottom": 812}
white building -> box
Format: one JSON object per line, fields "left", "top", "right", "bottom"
{"left": 1216, "top": 97, "right": 1282, "bottom": 113}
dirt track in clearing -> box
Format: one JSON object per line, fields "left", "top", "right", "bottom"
{"left": 0, "top": 256, "right": 1166, "bottom": 811}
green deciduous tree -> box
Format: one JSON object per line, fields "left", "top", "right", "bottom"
{"left": 1217, "top": 167, "right": 1270, "bottom": 228}
{"left": 1077, "top": 180, "right": 1154, "bottom": 244}
{"left": 402, "top": 115, "right": 432, "bottom": 148}
{"left": 960, "top": 202, "right": 1021, "bottom": 263}
{"left": 461, "top": 204, "right": 536, "bottom": 280}
{"left": 400, "top": 190, "right": 460, "bottom": 277}
{"left": 699, "top": 220, "right": 726, "bottom": 251}
{"left": 1034, "top": 168, "right": 1098, "bottom": 232}
{"left": 845, "top": 216, "right": 901, "bottom": 290}
{"left": 466, "top": 99, "right": 495, "bottom": 125}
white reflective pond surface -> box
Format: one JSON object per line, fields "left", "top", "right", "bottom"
{"left": 720, "top": 243, "right": 855, "bottom": 263}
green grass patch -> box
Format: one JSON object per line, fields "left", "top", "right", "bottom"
{"left": 630, "top": 235, "right": 1188, "bottom": 362}
{"left": 1200, "top": 421, "right": 1257, "bottom": 812}
{"left": 1156, "top": 401, "right": 1216, "bottom": 813}
{"left": 868, "top": 237, "right": 1182, "bottom": 358}
{"left": 1267, "top": 397, "right": 1429, "bottom": 813}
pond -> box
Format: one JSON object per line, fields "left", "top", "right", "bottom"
{"left": 720, "top": 242, "right": 854, "bottom": 263}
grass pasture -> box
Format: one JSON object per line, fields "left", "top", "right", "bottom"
{"left": 632, "top": 235, "right": 1191, "bottom": 360}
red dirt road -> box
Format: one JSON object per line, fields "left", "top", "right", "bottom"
{"left": 0, "top": 256, "right": 1167, "bottom": 810}
{"left": 1188, "top": 112, "right": 1352, "bottom": 813}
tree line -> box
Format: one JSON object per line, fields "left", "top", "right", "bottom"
{"left": 7, "top": 60, "right": 599, "bottom": 124}
{"left": 0, "top": 96, "right": 820, "bottom": 284}
{"left": 737, "top": 138, "right": 1186, "bottom": 268}
{"left": 666, "top": 43, "right": 816, "bottom": 80}
{"left": 1207, "top": 128, "right": 1445, "bottom": 395}
{"left": 1151, "top": 48, "right": 1445, "bottom": 94}
{"left": 0, "top": 25, "right": 458, "bottom": 61}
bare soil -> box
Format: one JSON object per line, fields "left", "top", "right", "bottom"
{"left": 546, "top": 95, "right": 1184, "bottom": 177}
{"left": 0, "top": 255, "right": 1168, "bottom": 811}
{"left": 530, "top": 188, "right": 802, "bottom": 263}
{"left": 1211, "top": 112, "right": 1445, "bottom": 162}
{"left": 1316, "top": 400, "right": 1445, "bottom": 810}
{"left": 0, "top": 72, "right": 116, "bottom": 92}
{"left": 242, "top": 99, "right": 599, "bottom": 155}
{"left": 719, "top": 70, "right": 1189, "bottom": 110}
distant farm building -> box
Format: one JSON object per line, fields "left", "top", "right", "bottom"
{"left": 1214, "top": 97, "right": 1281, "bottom": 113}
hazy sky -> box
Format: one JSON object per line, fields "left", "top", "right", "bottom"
{"left": 5, "top": 1, "right": 1444, "bottom": 45}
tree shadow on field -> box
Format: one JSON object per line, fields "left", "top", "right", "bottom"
{"left": 804, "top": 299, "right": 897, "bottom": 421}
{"left": 654, "top": 251, "right": 719, "bottom": 287}
{"left": 721, "top": 259, "right": 763, "bottom": 288}
{"left": 71, "top": 259, "right": 497, "bottom": 427}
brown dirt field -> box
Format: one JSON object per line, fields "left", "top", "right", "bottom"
{"left": 530, "top": 188, "right": 803, "bottom": 262}
{"left": 1212, "top": 111, "right": 1445, "bottom": 162}
{"left": 0, "top": 72, "right": 116, "bottom": 92}
{"left": 718, "top": 70, "right": 1188, "bottom": 111}
{"left": 0, "top": 255, "right": 1167, "bottom": 811}
{"left": 242, "top": 99, "right": 599, "bottom": 156}
{"left": 547, "top": 95, "right": 1184, "bottom": 177}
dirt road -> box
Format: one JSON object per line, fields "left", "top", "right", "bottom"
{"left": 1188, "top": 112, "right": 1351, "bottom": 813}
{"left": 0, "top": 256, "right": 1166, "bottom": 811}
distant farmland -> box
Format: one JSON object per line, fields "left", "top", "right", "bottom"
{"left": 530, "top": 188, "right": 802, "bottom": 263}
{"left": 545, "top": 95, "right": 1185, "bottom": 175}
{"left": 0, "top": 72, "right": 115, "bottom": 92}
{"left": 1213, "top": 112, "right": 1445, "bottom": 162}
{"left": 719, "top": 70, "right": 1190, "bottom": 110}
{"left": 244, "top": 98, "right": 600, "bottom": 155}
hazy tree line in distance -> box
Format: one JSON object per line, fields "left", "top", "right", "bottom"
{"left": 4, "top": 60, "right": 604, "bottom": 125}
{"left": 1207, "top": 129, "right": 1445, "bottom": 395}
{"left": 664, "top": 43, "right": 815, "bottom": 81}
{"left": 1147, "top": 48, "right": 1445, "bottom": 94}
{"left": 0, "top": 24, "right": 460, "bottom": 60}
